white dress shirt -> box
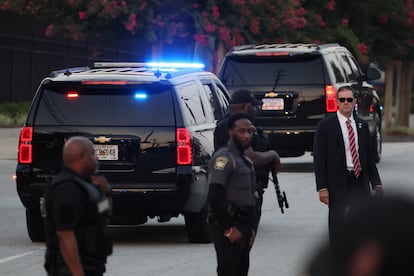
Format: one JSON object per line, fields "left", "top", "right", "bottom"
{"left": 337, "top": 111, "right": 359, "bottom": 170}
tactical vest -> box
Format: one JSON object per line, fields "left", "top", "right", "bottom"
{"left": 42, "top": 170, "right": 112, "bottom": 275}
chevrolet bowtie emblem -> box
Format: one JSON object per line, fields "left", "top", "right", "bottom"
{"left": 264, "top": 92, "right": 278, "bottom": 97}
{"left": 94, "top": 136, "right": 111, "bottom": 143}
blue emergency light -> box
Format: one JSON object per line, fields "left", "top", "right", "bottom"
{"left": 145, "top": 62, "right": 205, "bottom": 69}
{"left": 134, "top": 92, "right": 148, "bottom": 100}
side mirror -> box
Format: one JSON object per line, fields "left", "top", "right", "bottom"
{"left": 366, "top": 67, "right": 381, "bottom": 81}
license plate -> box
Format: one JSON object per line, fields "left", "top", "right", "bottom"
{"left": 262, "top": 98, "right": 284, "bottom": 110}
{"left": 94, "top": 144, "right": 118, "bottom": 160}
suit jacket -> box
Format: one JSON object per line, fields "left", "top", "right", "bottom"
{"left": 313, "top": 114, "right": 382, "bottom": 201}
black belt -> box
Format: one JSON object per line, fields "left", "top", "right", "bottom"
{"left": 346, "top": 170, "right": 359, "bottom": 177}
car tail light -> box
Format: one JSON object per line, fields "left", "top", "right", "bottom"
{"left": 325, "top": 85, "right": 337, "bottom": 112}
{"left": 369, "top": 104, "right": 374, "bottom": 113}
{"left": 176, "top": 128, "right": 192, "bottom": 165}
{"left": 18, "top": 126, "right": 33, "bottom": 164}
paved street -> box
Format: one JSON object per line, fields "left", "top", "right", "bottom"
{"left": 1, "top": 128, "right": 414, "bottom": 275}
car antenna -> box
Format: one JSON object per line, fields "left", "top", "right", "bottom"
{"left": 63, "top": 39, "right": 71, "bottom": 76}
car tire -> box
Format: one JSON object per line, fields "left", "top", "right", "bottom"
{"left": 26, "top": 209, "right": 45, "bottom": 242}
{"left": 372, "top": 122, "right": 382, "bottom": 163}
{"left": 184, "top": 203, "right": 212, "bottom": 243}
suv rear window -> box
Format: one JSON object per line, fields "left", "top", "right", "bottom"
{"left": 34, "top": 83, "right": 175, "bottom": 126}
{"left": 220, "top": 55, "right": 324, "bottom": 86}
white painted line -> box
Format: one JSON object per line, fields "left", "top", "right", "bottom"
{"left": 0, "top": 250, "right": 41, "bottom": 264}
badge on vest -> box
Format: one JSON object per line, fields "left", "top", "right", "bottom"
{"left": 214, "top": 156, "right": 228, "bottom": 170}
{"left": 98, "top": 198, "right": 110, "bottom": 213}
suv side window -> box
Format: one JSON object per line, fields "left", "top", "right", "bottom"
{"left": 214, "top": 82, "right": 230, "bottom": 117}
{"left": 338, "top": 52, "right": 359, "bottom": 82}
{"left": 200, "top": 79, "right": 229, "bottom": 121}
{"left": 325, "top": 53, "right": 346, "bottom": 83}
{"left": 176, "top": 80, "right": 209, "bottom": 125}
{"left": 347, "top": 54, "right": 362, "bottom": 79}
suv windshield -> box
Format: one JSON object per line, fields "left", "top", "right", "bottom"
{"left": 34, "top": 83, "right": 174, "bottom": 126}
{"left": 220, "top": 55, "right": 324, "bottom": 86}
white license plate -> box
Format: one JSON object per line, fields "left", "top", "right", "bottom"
{"left": 94, "top": 144, "right": 118, "bottom": 160}
{"left": 262, "top": 98, "right": 284, "bottom": 110}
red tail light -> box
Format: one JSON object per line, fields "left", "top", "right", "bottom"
{"left": 18, "top": 126, "right": 33, "bottom": 164}
{"left": 325, "top": 85, "right": 338, "bottom": 112}
{"left": 176, "top": 128, "right": 192, "bottom": 165}
{"left": 369, "top": 104, "right": 374, "bottom": 113}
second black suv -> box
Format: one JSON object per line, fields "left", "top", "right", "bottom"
{"left": 218, "top": 43, "right": 382, "bottom": 161}
{"left": 16, "top": 62, "right": 230, "bottom": 243}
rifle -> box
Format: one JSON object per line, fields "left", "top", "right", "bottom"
{"left": 270, "top": 170, "right": 289, "bottom": 214}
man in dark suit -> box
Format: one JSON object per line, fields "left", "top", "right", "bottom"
{"left": 313, "top": 85, "right": 384, "bottom": 245}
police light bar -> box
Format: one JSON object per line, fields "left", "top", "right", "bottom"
{"left": 93, "top": 62, "right": 205, "bottom": 70}
{"left": 145, "top": 62, "right": 205, "bottom": 69}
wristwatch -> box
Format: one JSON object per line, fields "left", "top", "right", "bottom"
{"left": 224, "top": 227, "right": 233, "bottom": 237}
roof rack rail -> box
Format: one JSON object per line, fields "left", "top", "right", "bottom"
{"left": 318, "top": 43, "right": 340, "bottom": 49}
{"left": 94, "top": 62, "right": 146, "bottom": 68}
{"left": 49, "top": 66, "right": 90, "bottom": 78}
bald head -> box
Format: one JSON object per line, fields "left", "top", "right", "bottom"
{"left": 63, "top": 136, "right": 98, "bottom": 176}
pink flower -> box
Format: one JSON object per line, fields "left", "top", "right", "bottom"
{"left": 407, "top": 0, "right": 413, "bottom": 9}
{"left": 124, "top": 13, "right": 137, "bottom": 34}
{"left": 204, "top": 21, "right": 216, "bottom": 33}
{"left": 408, "top": 39, "right": 413, "bottom": 46}
{"left": 314, "top": 14, "right": 326, "bottom": 27}
{"left": 250, "top": 19, "right": 260, "bottom": 34}
{"left": 78, "top": 11, "right": 87, "bottom": 20}
{"left": 358, "top": 42, "right": 368, "bottom": 55}
{"left": 45, "top": 24, "right": 54, "bottom": 37}
{"left": 341, "top": 18, "right": 349, "bottom": 27}
{"left": 212, "top": 5, "right": 220, "bottom": 19}
{"left": 378, "top": 14, "right": 388, "bottom": 23}
{"left": 218, "top": 27, "right": 230, "bottom": 43}
{"left": 325, "top": 0, "right": 336, "bottom": 11}
{"left": 194, "top": 34, "right": 210, "bottom": 47}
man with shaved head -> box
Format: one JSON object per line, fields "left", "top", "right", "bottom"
{"left": 43, "top": 136, "right": 112, "bottom": 276}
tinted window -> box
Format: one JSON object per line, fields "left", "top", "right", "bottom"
{"left": 34, "top": 83, "right": 175, "bottom": 126}
{"left": 200, "top": 79, "right": 229, "bottom": 121}
{"left": 176, "top": 81, "right": 208, "bottom": 125}
{"left": 220, "top": 55, "right": 324, "bottom": 86}
{"left": 325, "top": 53, "right": 346, "bottom": 83}
{"left": 338, "top": 52, "right": 359, "bottom": 82}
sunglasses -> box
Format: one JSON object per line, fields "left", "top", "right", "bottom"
{"left": 338, "top": 97, "right": 355, "bottom": 103}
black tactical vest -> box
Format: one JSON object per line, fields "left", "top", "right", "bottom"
{"left": 42, "top": 169, "right": 112, "bottom": 275}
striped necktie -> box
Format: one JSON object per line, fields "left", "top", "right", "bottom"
{"left": 346, "top": 119, "right": 360, "bottom": 177}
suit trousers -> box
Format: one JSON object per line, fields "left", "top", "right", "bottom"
{"left": 328, "top": 172, "right": 368, "bottom": 247}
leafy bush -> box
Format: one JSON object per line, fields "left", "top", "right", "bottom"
{"left": 0, "top": 101, "right": 30, "bottom": 127}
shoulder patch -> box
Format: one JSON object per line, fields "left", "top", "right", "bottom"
{"left": 214, "top": 156, "right": 228, "bottom": 170}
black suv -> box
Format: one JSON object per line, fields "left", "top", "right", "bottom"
{"left": 218, "top": 43, "right": 382, "bottom": 161}
{"left": 16, "top": 62, "right": 230, "bottom": 243}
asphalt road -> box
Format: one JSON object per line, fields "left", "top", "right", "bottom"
{"left": 1, "top": 128, "right": 414, "bottom": 276}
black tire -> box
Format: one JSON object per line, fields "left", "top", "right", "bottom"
{"left": 184, "top": 204, "right": 212, "bottom": 243}
{"left": 26, "top": 209, "right": 45, "bottom": 242}
{"left": 372, "top": 123, "right": 382, "bottom": 163}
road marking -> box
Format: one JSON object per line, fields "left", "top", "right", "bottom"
{"left": 0, "top": 250, "right": 41, "bottom": 264}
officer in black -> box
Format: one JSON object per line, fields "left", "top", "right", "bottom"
{"left": 208, "top": 113, "right": 257, "bottom": 276}
{"left": 214, "top": 89, "right": 280, "bottom": 228}
{"left": 42, "top": 136, "right": 112, "bottom": 276}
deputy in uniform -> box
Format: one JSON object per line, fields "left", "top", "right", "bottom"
{"left": 208, "top": 113, "right": 257, "bottom": 276}
{"left": 42, "top": 136, "right": 112, "bottom": 276}
{"left": 214, "top": 89, "right": 280, "bottom": 228}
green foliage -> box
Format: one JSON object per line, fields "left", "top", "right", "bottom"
{"left": 0, "top": 101, "right": 30, "bottom": 127}
{"left": 1, "top": 0, "right": 414, "bottom": 64}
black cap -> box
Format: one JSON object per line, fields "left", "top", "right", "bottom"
{"left": 230, "top": 90, "right": 262, "bottom": 106}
